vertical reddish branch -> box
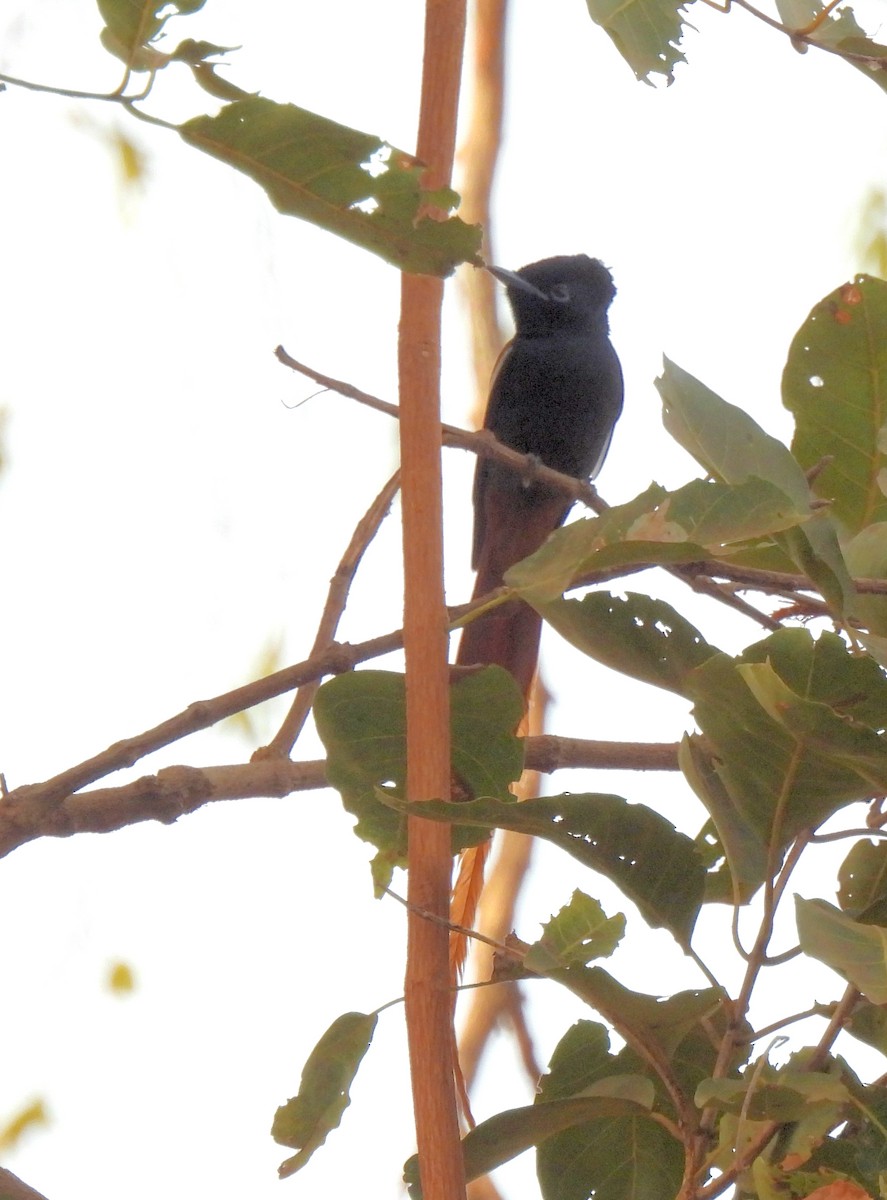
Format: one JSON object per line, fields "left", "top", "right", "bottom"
{"left": 400, "top": 2, "right": 468, "bottom": 1199}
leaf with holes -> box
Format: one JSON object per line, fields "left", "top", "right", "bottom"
{"left": 537, "top": 591, "right": 719, "bottom": 697}
{"left": 784, "top": 275, "right": 887, "bottom": 536}
{"left": 179, "top": 98, "right": 481, "bottom": 274}
{"left": 585, "top": 0, "right": 692, "bottom": 85}
{"left": 384, "top": 791, "right": 704, "bottom": 945}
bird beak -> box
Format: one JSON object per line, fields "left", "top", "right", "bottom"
{"left": 486, "top": 264, "right": 547, "bottom": 300}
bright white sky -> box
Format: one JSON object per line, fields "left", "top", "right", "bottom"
{"left": 0, "top": 2, "right": 885, "bottom": 1198}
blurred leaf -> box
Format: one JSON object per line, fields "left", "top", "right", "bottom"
{"left": 98, "top": 0, "right": 206, "bottom": 72}
{"left": 0, "top": 1099, "right": 49, "bottom": 1152}
{"left": 273, "top": 1011, "right": 376, "bottom": 1179}
{"left": 314, "top": 669, "right": 523, "bottom": 892}
{"left": 585, "top": 0, "right": 691, "bottom": 85}
{"left": 223, "top": 636, "right": 285, "bottom": 743}
{"left": 783, "top": 276, "right": 887, "bottom": 536}
{"left": 525, "top": 891, "right": 625, "bottom": 973}
{"left": 537, "top": 591, "right": 719, "bottom": 696}
{"left": 796, "top": 897, "right": 887, "bottom": 1003}
{"left": 851, "top": 187, "right": 887, "bottom": 279}
{"left": 179, "top": 98, "right": 481, "bottom": 275}
{"left": 106, "top": 960, "right": 135, "bottom": 994}
{"left": 387, "top": 791, "right": 704, "bottom": 945}
{"left": 658, "top": 356, "right": 854, "bottom": 612}
{"left": 506, "top": 477, "right": 806, "bottom": 607}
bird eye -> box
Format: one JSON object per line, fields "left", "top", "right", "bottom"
{"left": 549, "top": 283, "right": 570, "bottom": 303}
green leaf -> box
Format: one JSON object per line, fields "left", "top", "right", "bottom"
{"left": 545, "top": 968, "right": 724, "bottom": 1060}
{"left": 98, "top": 0, "right": 206, "bottom": 72}
{"left": 845, "top": 999, "right": 887, "bottom": 1055}
{"left": 796, "top": 896, "right": 887, "bottom": 1003}
{"left": 272, "top": 1011, "right": 377, "bottom": 1179}
{"left": 525, "top": 891, "right": 626, "bottom": 972}
{"left": 783, "top": 275, "right": 887, "bottom": 536}
{"left": 537, "top": 1099, "right": 683, "bottom": 1200}
{"left": 585, "top": 0, "right": 691, "bottom": 85}
{"left": 179, "top": 98, "right": 481, "bottom": 275}
{"left": 838, "top": 839, "right": 887, "bottom": 922}
{"left": 696, "top": 1069, "right": 849, "bottom": 1121}
{"left": 657, "top": 356, "right": 854, "bottom": 612}
{"left": 536, "top": 591, "right": 719, "bottom": 697}
{"left": 403, "top": 1090, "right": 652, "bottom": 1199}
{"left": 505, "top": 477, "right": 807, "bottom": 606}
{"left": 684, "top": 630, "right": 887, "bottom": 893}
{"left": 313, "top": 668, "right": 523, "bottom": 892}
{"left": 658, "top": 357, "right": 810, "bottom": 507}
{"left": 385, "top": 792, "right": 704, "bottom": 945}
{"left": 775, "top": 3, "right": 887, "bottom": 95}
{"left": 527, "top": 1020, "right": 682, "bottom": 1200}
{"left": 679, "top": 734, "right": 769, "bottom": 902}
{"left": 845, "top": 524, "right": 887, "bottom": 636}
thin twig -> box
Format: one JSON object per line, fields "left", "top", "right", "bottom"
{"left": 258, "top": 469, "right": 401, "bottom": 759}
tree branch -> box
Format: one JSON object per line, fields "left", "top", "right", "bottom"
{"left": 0, "top": 736, "right": 680, "bottom": 858}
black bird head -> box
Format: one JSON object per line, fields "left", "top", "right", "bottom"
{"left": 486, "top": 254, "right": 616, "bottom": 337}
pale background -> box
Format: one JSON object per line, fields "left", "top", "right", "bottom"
{"left": 0, "top": 2, "right": 884, "bottom": 1197}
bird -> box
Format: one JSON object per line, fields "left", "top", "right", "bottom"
{"left": 456, "top": 254, "right": 624, "bottom": 697}
{"left": 450, "top": 254, "right": 624, "bottom": 979}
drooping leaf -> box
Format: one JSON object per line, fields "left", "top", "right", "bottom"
{"left": 524, "top": 891, "right": 626, "bottom": 973}
{"left": 505, "top": 477, "right": 807, "bottom": 607}
{"left": 679, "top": 734, "right": 769, "bottom": 902}
{"left": 385, "top": 791, "right": 704, "bottom": 945}
{"left": 585, "top": 0, "right": 691, "bottom": 85}
{"left": 796, "top": 897, "right": 887, "bottom": 1003}
{"left": 273, "top": 1011, "right": 377, "bottom": 1179}
{"left": 657, "top": 356, "right": 854, "bottom": 613}
{"left": 179, "top": 98, "right": 481, "bottom": 275}
{"left": 536, "top": 591, "right": 719, "bottom": 697}
{"left": 313, "top": 668, "right": 523, "bottom": 892}
{"left": 783, "top": 276, "right": 887, "bottom": 536}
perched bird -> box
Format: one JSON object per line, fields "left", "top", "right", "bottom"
{"left": 456, "top": 254, "right": 624, "bottom": 696}
{"left": 450, "top": 256, "right": 624, "bottom": 983}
